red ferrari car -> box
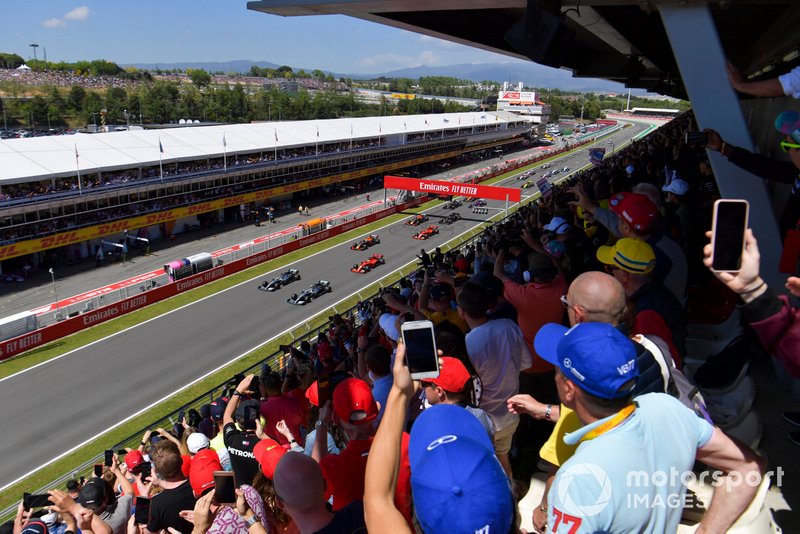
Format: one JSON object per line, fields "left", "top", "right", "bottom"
{"left": 351, "top": 253, "right": 386, "bottom": 273}
{"left": 405, "top": 214, "right": 429, "bottom": 226}
{"left": 412, "top": 225, "right": 440, "bottom": 240}
{"left": 350, "top": 234, "right": 380, "bottom": 251}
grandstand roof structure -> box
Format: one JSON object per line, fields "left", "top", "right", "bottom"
{"left": 0, "top": 112, "right": 514, "bottom": 185}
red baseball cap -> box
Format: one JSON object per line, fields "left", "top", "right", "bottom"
{"left": 189, "top": 449, "right": 222, "bottom": 498}
{"left": 305, "top": 381, "right": 319, "bottom": 407}
{"left": 124, "top": 450, "right": 145, "bottom": 473}
{"left": 333, "top": 378, "right": 378, "bottom": 425}
{"left": 608, "top": 192, "right": 657, "bottom": 232}
{"left": 254, "top": 438, "right": 286, "bottom": 479}
{"left": 428, "top": 357, "right": 471, "bottom": 393}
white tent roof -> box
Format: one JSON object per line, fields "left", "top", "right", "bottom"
{"left": 0, "top": 112, "right": 513, "bottom": 184}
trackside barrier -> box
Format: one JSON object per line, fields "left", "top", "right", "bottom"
{"left": 0, "top": 119, "right": 649, "bottom": 520}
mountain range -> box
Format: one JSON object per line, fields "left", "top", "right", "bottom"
{"left": 127, "top": 59, "right": 650, "bottom": 95}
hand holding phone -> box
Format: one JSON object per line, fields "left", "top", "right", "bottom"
{"left": 710, "top": 199, "right": 749, "bottom": 272}
{"left": 213, "top": 471, "right": 236, "bottom": 505}
{"left": 134, "top": 497, "right": 151, "bottom": 525}
{"left": 400, "top": 320, "right": 440, "bottom": 380}
{"left": 23, "top": 493, "right": 52, "bottom": 511}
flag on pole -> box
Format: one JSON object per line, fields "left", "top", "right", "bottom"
{"left": 222, "top": 133, "right": 226, "bottom": 147}
{"left": 274, "top": 130, "right": 278, "bottom": 142}
{"left": 589, "top": 147, "right": 606, "bottom": 167}
{"left": 159, "top": 139, "right": 164, "bottom": 154}
{"left": 316, "top": 125, "right": 319, "bottom": 138}
{"left": 74, "top": 143, "right": 82, "bottom": 194}
{"left": 74, "top": 145, "right": 79, "bottom": 160}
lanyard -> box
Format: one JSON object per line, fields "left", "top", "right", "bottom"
{"left": 578, "top": 403, "right": 636, "bottom": 443}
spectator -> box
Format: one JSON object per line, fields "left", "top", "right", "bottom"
{"left": 75, "top": 474, "right": 131, "bottom": 534}
{"left": 596, "top": 237, "right": 686, "bottom": 358}
{"left": 273, "top": 452, "right": 367, "bottom": 534}
{"left": 146, "top": 441, "right": 196, "bottom": 534}
{"left": 470, "top": 270, "right": 517, "bottom": 322}
{"left": 364, "top": 341, "right": 514, "bottom": 533}
{"left": 416, "top": 248, "right": 432, "bottom": 268}
{"left": 727, "top": 62, "right": 800, "bottom": 99}
{"left": 259, "top": 370, "right": 305, "bottom": 447}
{"left": 365, "top": 344, "right": 392, "bottom": 422}
{"left": 223, "top": 375, "right": 262, "bottom": 487}
{"left": 661, "top": 178, "right": 694, "bottom": 252}
{"left": 207, "top": 398, "right": 233, "bottom": 471}
{"left": 458, "top": 281, "right": 531, "bottom": 477}
{"left": 301, "top": 382, "right": 341, "bottom": 457}
{"left": 533, "top": 322, "right": 764, "bottom": 533}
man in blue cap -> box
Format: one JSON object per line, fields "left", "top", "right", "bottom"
{"left": 534, "top": 322, "right": 765, "bottom": 534}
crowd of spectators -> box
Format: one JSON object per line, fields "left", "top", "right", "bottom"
{"left": 0, "top": 69, "right": 137, "bottom": 90}
{"left": 8, "top": 96, "right": 799, "bottom": 533}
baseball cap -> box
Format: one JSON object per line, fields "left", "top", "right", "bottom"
{"left": 543, "top": 216, "right": 570, "bottom": 234}
{"left": 596, "top": 238, "right": 656, "bottom": 274}
{"left": 534, "top": 323, "right": 639, "bottom": 399}
{"left": 608, "top": 192, "right": 657, "bottom": 232}
{"left": 544, "top": 240, "right": 566, "bottom": 259}
{"left": 409, "top": 404, "right": 514, "bottom": 534}
{"left": 775, "top": 110, "right": 800, "bottom": 143}
{"left": 662, "top": 179, "right": 689, "bottom": 196}
{"left": 378, "top": 312, "right": 400, "bottom": 342}
{"left": 428, "top": 283, "right": 450, "bottom": 301}
{"left": 124, "top": 450, "right": 145, "bottom": 473}
{"left": 305, "top": 381, "right": 320, "bottom": 407}
{"left": 427, "top": 357, "right": 471, "bottom": 393}
{"left": 19, "top": 521, "right": 47, "bottom": 534}
{"left": 210, "top": 398, "right": 227, "bottom": 420}
{"left": 332, "top": 378, "right": 379, "bottom": 425}
{"left": 254, "top": 438, "right": 287, "bottom": 479}
{"left": 625, "top": 164, "right": 636, "bottom": 174}
{"left": 189, "top": 449, "right": 221, "bottom": 498}
{"left": 76, "top": 477, "right": 107, "bottom": 510}
{"left": 187, "top": 432, "right": 210, "bottom": 454}
{"left": 316, "top": 341, "right": 334, "bottom": 363}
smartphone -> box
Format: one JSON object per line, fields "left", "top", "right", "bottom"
{"left": 710, "top": 199, "right": 749, "bottom": 272}
{"left": 134, "top": 497, "right": 151, "bottom": 525}
{"left": 93, "top": 464, "right": 103, "bottom": 477}
{"left": 23, "top": 493, "right": 51, "bottom": 510}
{"left": 140, "top": 463, "right": 152, "bottom": 481}
{"left": 401, "top": 320, "right": 440, "bottom": 380}
{"left": 685, "top": 131, "right": 707, "bottom": 145}
{"left": 104, "top": 450, "right": 114, "bottom": 467}
{"left": 213, "top": 471, "right": 236, "bottom": 505}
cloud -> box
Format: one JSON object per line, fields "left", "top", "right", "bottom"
{"left": 42, "top": 18, "right": 67, "bottom": 28}
{"left": 42, "top": 6, "right": 91, "bottom": 28}
{"left": 418, "top": 35, "right": 460, "bottom": 49}
{"left": 357, "top": 50, "right": 441, "bottom": 70}
{"left": 64, "top": 6, "right": 91, "bottom": 21}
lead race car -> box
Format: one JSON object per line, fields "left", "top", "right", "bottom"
{"left": 351, "top": 234, "right": 380, "bottom": 251}
{"left": 351, "top": 253, "right": 386, "bottom": 273}
{"left": 405, "top": 214, "right": 429, "bottom": 226}
{"left": 413, "top": 225, "right": 440, "bottom": 240}
{"left": 258, "top": 268, "right": 301, "bottom": 291}
{"left": 287, "top": 280, "right": 332, "bottom": 305}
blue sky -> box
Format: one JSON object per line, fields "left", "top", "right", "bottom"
{"left": 0, "top": 1, "right": 528, "bottom": 74}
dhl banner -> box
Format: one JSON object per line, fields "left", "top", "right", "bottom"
{"left": 0, "top": 150, "right": 462, "bottom": 261}
{"left": 384, "top": 176, "right": 522, "bottom": 202}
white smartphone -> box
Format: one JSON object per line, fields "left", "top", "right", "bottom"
{"left": 710, "top": 199, "right": 749, "bottom": 272}
{"left": 400, "top": 320, "right": 440, "bottom": 380}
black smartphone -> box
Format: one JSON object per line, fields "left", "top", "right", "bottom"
{"left": 139, "top": 463, "right": 152, "bottom": 481}
{"left": 213, "top": 471, "right": 236, "bottom": 505}
{"left": 249, "top": 375, "right": 261, "bottom": 395}
{"left": 685, "top": 131, "right": 707, "bottom": 145}
{"left": 93, "top": 464, "right": 103, "bottom": 477}
{"left": 23, "top": 493, "right": 51, "bottom": 511}
{"left": 710, "top": 199, "right": 749, "bottom": 272}
{"left": 104, "top": 450, "right": 114, "bottom": 467}
{"left": 134, "top": 497, "right": 151, "bottom": 525}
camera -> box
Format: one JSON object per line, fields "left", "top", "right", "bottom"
{"left": 685, "top": 131, "right": 708, "bottom": 145}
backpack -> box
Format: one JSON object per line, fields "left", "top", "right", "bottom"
{"left": 634, "top": 334, "right": 713, "bottom": 425}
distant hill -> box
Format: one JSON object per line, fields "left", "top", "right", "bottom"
{"left": 126, "top": 59, "right": 649, "bottom": 94}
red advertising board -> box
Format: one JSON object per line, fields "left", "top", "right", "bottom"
{"left": 384, "top": 176, "right": 521, "bottom": 202}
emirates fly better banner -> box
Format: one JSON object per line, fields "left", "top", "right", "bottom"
{"left": 384, "top": 176, "right": 521, "bottom": 202}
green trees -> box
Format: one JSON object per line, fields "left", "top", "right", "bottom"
{"left": 188, "top": 69, "right": 211, "bottom": 88}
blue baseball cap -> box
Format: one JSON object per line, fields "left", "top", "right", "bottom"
{"left": 775, "top": 110, "right": 800, "bottom": 143}
{"left": 409, "top": 405, "right": 514, "bottom": 534}
{"left": 534, "top": 323, "right": 639, "bottom": 399}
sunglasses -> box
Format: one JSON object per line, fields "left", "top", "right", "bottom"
{"left": 780, "top": 140, "right": 800, "bottom": 152}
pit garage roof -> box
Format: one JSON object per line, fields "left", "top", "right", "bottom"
{"left": 247, "top": 0, "right": 800, "bottom": 99}
{"left": 0, "top": 111, "right": 514, "bottom": 184}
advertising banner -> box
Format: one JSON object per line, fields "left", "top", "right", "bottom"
{"left": 383, "top": 176, "right": 521, "bottom": 202}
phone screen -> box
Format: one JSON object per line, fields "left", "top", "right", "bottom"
{"left": 134, "top": 497, "right": 151, "bottom": 525}
{"left": 213, "top": 471, "right": 236, "bottom": 505}
{"left": 402, "top": 322, "right": 439, "bottom": 379}
{"left": 140, "top": 463, "right": 152, "bottom": 481}
{"left": 712, "top": 200, "right": 748, "bottom": 272}
{"left": 23, "top": 493, "right": 52, "bottom": 510}
{"left": 104, "top": 450, "right": 114, "bottom": 467}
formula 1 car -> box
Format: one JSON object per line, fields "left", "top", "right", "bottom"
{"left": 469, "top": 199, "right": 487, "bottom": 208}
{"left": 350, "top": 234, "right": 380, "bottom": 251}
{"left": 351, "top": 253, "right": 386, "bottom": 273}
{"left": 444, "top": 199, "right": 462, "bottom": 210}
{"left": 521, "top": 181, "right": 534, "bottom": 189}
{"left": 405, "top": 214, "right": 429, "bottom": 226}
{"left": 413, "top": 225, "right": 440, "bottom": 240}
{"left": 287, "top": 280, "right": 332, "bottom": 305}
{"left": 258, "top": 268, "right": 301, "bottom": 291}
{"left": 440, "top": 213, "right": 461, "bottom": 225}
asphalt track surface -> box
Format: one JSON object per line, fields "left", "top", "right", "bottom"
{"left": 0, "top": 124, "right": 646, "bottom": 489}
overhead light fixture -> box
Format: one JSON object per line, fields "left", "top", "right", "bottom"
{"left": 784, "top": 50, "right": 799, "bottom": 62}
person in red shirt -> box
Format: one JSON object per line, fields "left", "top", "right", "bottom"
{"left": 260, "top": 371, "right": 306, "bottom": 448}
{"left": 312, "top": 378, "right": 413, "bottom": 525}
